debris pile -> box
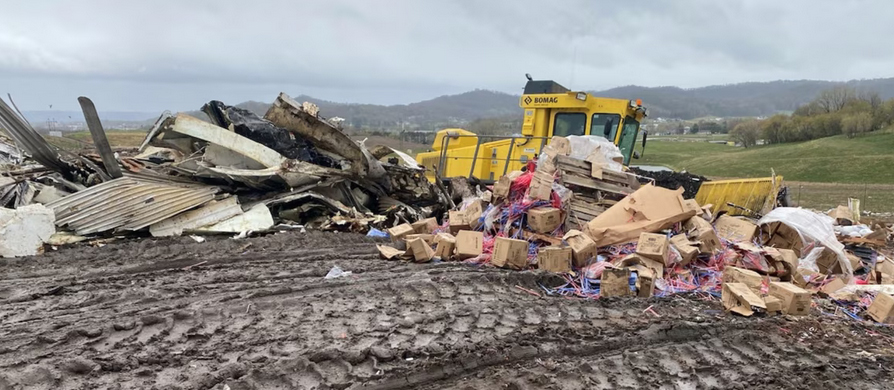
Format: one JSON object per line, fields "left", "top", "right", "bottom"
{"left": 377, "top": 135, "right": 894, "bottom": 323}
{"left": 0, "top": 94, "right": 449, "bottom": 257}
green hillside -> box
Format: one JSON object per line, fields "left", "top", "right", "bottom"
{"left": 639, "top": 131, "right": 894, "bottom": 184}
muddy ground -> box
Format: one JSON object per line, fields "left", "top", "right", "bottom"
{"left": 2, "top": 231, "right": 894, "bottom": 389}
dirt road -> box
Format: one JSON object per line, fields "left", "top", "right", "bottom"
{"left": 2, "top": 231, "right": 894, "bottom": 389}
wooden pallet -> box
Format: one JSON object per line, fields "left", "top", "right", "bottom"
{"left": 555, "top": 155, "right": 640, "bottom": 229}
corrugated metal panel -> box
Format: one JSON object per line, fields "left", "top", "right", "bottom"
{"left": 46, "top": 178, "right": 219, "bottom": 235}
{"left": 695, "top": 176, "right": 783, "bottom": 217}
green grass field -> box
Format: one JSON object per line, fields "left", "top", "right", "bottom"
{"left": 45, "top": 130, "right": 148, "bottom": 150}
{"left": 639, "top": 131, "right": 894, "bottom": 184}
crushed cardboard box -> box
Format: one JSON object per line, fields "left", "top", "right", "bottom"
{"left": 684, "top": 216, "right": 721, "bottom": 254}
{"left": 529, "top": 171, "right": 554, "bottom": 201}
{"left": 723, "top": 266, "right": 763, "bottom": 296}
{"left": 669, "top": 234, "right": 699, "bottom": 265}
{"left": 587, "top": 184, "right": 697, "bottom": 247}
{"left": 411, "top": 217, "right": 439, "bottom": 234}
{"left": 537, "top": 246, "right": 572, "bottom": 273}
{"left": 407, "top": 237, "right": 435, "bottom": 262}
{"left": 434, "top": 232, "right": 456, "bottom": 259}
{"left": 617, "top": 253, "right": 664, "bottom": 280}
{"left": 563, "top": 229, "right": 596, "bottom": 268}
{"left": 449, "top": 210, "right": 471, "bottom": 234}
{"left": 550, "top": 136, "right": 571, "bottom": 155}
{"left": 722, "top": 282, "right": 767, "bottom": 316}
{"left": 492, "top": 237, "right": 529, "bottom": 270}
{"left": 376, "top": 244, "right": 404, "bottom": 260}
{"left": 601, "top": 268, "right": 633, "bottom": 297}
{"left": 868, "top": 292, "right": 894, "bottom": 323}
{"left": 764, "top": 295, "right": 783, "bottom": 314}
{"left": 828, "top": 205, "right": 855, "bottom": 226}
{"left": 493, "top": 176, "right": 511, "bottom": 199}
{"left": 387, "top": 223, "right": 415, "bottom": 244}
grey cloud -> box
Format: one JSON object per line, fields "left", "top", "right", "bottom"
{"left": 1, "top": 0, "right": 892, "bottom": 111}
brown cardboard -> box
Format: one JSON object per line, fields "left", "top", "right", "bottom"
{"left": 635, "top": 232, "right": 669, "bottom": 266}
{"left": 434, "top": 233, "right": 456, "bottom": 260}
{"left": 684, "top": 216, "right": 721, "bottom": 254}
{"left": 507, "top": 170, "right": 525, "bottom": 180}
{"left": 550, "top": 136, "right": 571, "bottom": 155}
{"left": 669, "top": 234, "right": 699, "bottom": 265}
{"left": 387, "top": 223, "right": 415, "bottom": 244}
{"left": 682, "top": 199, "right": 701, "bottom": 215}
{"left": 492, "top": 237, "right": 529, "bottom": 270}
{"left": 846, "top": 252, "right": 862, "bottom": 272}
{"left": 586, "top": 184, "right": 697, "bottom": 247}
{"left": 411, "top": 217, "right": 439, "bottom": 234}
{"left": 463, "top": 199, "right": 485, "bottom": 229}
{"left": 448, "top": 210, "right": 471, "bottom": 234}
{"left": 601, "top": 268, "right": 633, "bottom": 297}
{"left": 617, "top": 253, "right": 664, "bottom": 279}
{"left": 764, "top": 295, "right": 783, "bottom": 314}
{"left": 405, "top": 234, "right": 434, "bottom": 244}
{"left": 714, "top": 215, "right": 758, "bottom": 242}
{"left": 528, "top": 171, "right": 554, "bottom": 201}
{"left": 762, "top": 221, "right": 804, "bottom": 256}
{"left": 821, "top": 277, "right": 846, "bottom": 294}
{"left": 563, "top": 230, "right": 597, "bottom": 267}
{"left": 722, "top": 282, "right": 767, "bottom": 316}
{"left": 376, "top": 244, "right": 404, "bottom": 260}
{"left": 765, "top": 248, "right": 799, "bottom": 279}
{"left": 868, "top": 293, "right": 894, "bottom": 323}
{"left": 527, "top": 207, "right": 562, "bottom": 234}
{"left": 455, "top": 231, "right": 483, "bottom": 260}
{"left": 481, "top": 190, "right": 493, "bottom": 203}
{"left": 631, "top": 264, "right": 656, "bottom": 297}
{"left": 538, "top": 147, "right": 558, "bottom": 174}
{"left": 493, "top": 176, "right": 511, "bottom": 199}
{"left": 407, "top": 238, "right": 435, "bottom": 263}
{"left": 815, "top": 247, "right": 841, "bottom": 274}
{"left": 768, "top": 282, "right": 811, "bottom": 316}
{"left": 828, "top": 205, "right": 855, "bottom": 225}
{"left": 537, "top": 246, "right": 572, "bottom": 273}
{"left": 723, "top": 266, "right": 764, "bottom": 296}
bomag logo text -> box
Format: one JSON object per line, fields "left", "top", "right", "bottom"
{"left": 533, "top": 97, "right": 558, "bottom": 104}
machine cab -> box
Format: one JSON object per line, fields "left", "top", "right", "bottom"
{"left": 520, "top": 80, "right": 646, "bottom": 165}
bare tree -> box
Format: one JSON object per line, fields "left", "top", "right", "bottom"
{"left": 730, "top": 120, "right": 761, "bottom": 148}
{"left": 814, "top": 86, "right": 857, "bottom": 113}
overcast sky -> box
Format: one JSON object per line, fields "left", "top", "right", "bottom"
{"left": 2, "top": 0, "right": 892, "bottom": 112}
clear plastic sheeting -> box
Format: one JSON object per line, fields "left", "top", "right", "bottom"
{"left": 758, "top": 207, "right": 853, "bottom": 280}
{"left": 565, "top": 136, "right": 624, "bottom": 172}
{"left": 835, "top": 224, "right": 873, "bottom": 238}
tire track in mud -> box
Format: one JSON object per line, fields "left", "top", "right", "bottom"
{"left": 1, "top": 231, "right": 894, "bottom": 389}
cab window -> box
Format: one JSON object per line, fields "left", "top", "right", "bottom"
{"left": 591, "top": 113, "right": 621, "bottom": 141}
{"left": 553, "top": 112, "right": 586, "bottom": 137}
{"left": 617, "top": 117, "right": 640, "bottom": 164}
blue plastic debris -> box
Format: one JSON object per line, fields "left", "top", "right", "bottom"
{"left": 367, "top": 228, "right": 389, "bottom": 238}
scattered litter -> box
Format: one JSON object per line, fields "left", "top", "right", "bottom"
{"left": 324, "top": 265, "right": 353, "bottom": 279}
{"left": 190, "top": 235, "right": 206, "bottom": 243}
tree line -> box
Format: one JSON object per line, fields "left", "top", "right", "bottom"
{"left": 730, "top": 86, "right": 894, "bottom": 147}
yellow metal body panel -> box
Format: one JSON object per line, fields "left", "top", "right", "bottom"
{"left": 417, "top": 87, "right": 647, "bottom": 182}
{"left": 695, "top": 176, "right": 783, "bottom": 217}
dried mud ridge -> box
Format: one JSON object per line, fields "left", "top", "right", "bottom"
{"left": 2, "top": 232, "right": 894, "bottom": 389}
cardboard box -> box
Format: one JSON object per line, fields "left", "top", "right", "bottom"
{"left": 601, "top": 268, "right": 633, "bottom": 297}
{"left": 550, "top": 136, "right": 571, "bottom": 155}
{"left": 405, "top": 234, "right": 434, "bottom": 244}
{"left": 455, "top": 230, "right": 483, "bottom": 260}
{"left": 631, "top": 264, "right": 656, "bottom": 298}
{"left": 586, "top": 184, "right": 697, "bottom": 247}
{"left": 682, "top": 199, "right": 701, "bottom": 215}
{"left": 762, "top": 221, "right": 804, "bottom": 256}
{"left": 407, "top": 237, "right": 435, "bottom": 263}
{"left": 683, "top": 216, "right": 721, "bottom": 254}
{"left": 411, "top": 217, "right": 439, "bottom": 234}
{"left": 723, "top": 266, "right": 764, "bottom": 296}
{"left": 538, "top": 148, "right": 558, "bottom": 174}
{"left": 528, "top": 171, "right": 554, "bottom": 201}
{"left": 563, "top": 230, "right": 597, "bottom": 268}
{"left": 493, "top": 176, "right": 512, "bottom": 199}
{"left": 821, "top": 277, "right": 846, "bottom": 294}
{"left": 768, "top": 282, "right": 811, "bottom": 316}
{"left": 434, "top": 233, "right": 456, "bottom": 260}
{"left": 617, "top": 253, "right": 664, "bottom": 279}
{"left": 868, "top": 293, "right": 894, "bottom": 323}
{"left": 448, "top": 210, "right": 471, "bottom": 234}
{"left": 376, "top": 244, "right": 404, "bottom": 260}
{"left": 527, "top": 207, "right": 562, "bottom": 234}
{"left": 846, "top": 252, "right": 862, "bottom": 272}
{"left": 828, "top": 205, "right": 855, "bottom": 225}
{"left": 764, "top": 295, "right": 783, "bottom": 314}
{"left": 669, "top": 234, "right": 699, "bottom": 265}
{"left": 507, "top": 170, "right": 525, "bottom": 180}
{"left": 537, "top": 246, "right": 572, "bottom": 273}
{"left": 492, "top": 237, "right": 529, "bottom": 270}
{"left": 388, "top": 223, "right": 415, "bottom": 244}
{"left": 764, "top": 247, "right": 799, "bottom": 279}
{"left": 635, "top": 232, "right": 669, "bottom": 266}
{"left": 464, "top": 199, "right": 485, "bottom": 229}
{"left": 481, "top": 191, "right": 493, "bottom": 204}
{"left": 722, "top": 282, "right": 766, "bottom": 316}
{"left": 815, "top": 247, "right": 841, "bottom": 274}
{"left": 714, "top": 215, "right": 758, "bottom": 242}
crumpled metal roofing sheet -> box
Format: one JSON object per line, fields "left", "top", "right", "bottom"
{"left": 45, "top": 178, "right": 219, "bottom": 235}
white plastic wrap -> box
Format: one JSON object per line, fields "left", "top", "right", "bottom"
{"left": 566, "top": 136, "right": 624, "bottom": 172}
{"left": 835, "top": 224, "right": 873, "bottom": 238}
{"left": 758, "top": 207, "right": 853, "bottom": 280}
